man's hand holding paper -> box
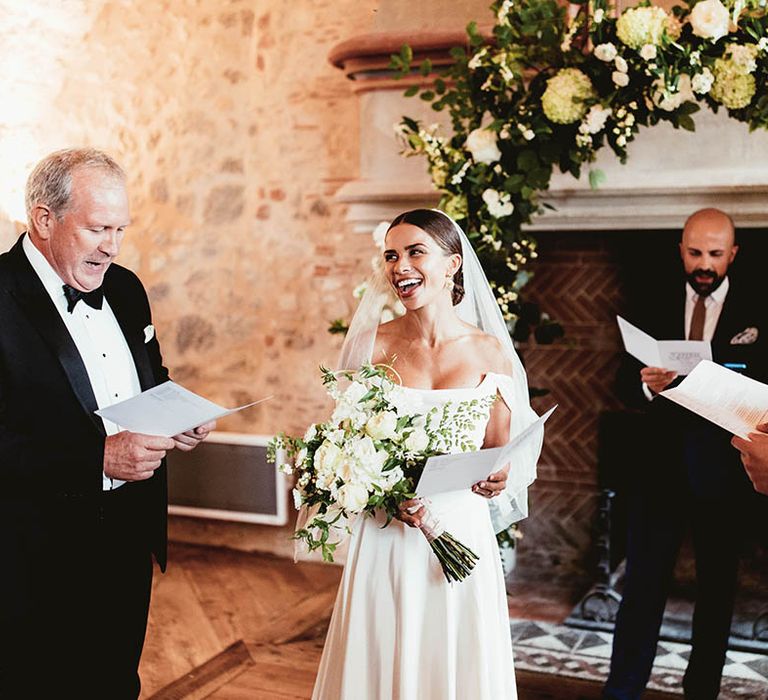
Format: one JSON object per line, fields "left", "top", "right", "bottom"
{"left": 640, "top": 366, "right": 678, "bottom": 395}
{"left": 617, "top": 315, "right": 711, "bottom": 377}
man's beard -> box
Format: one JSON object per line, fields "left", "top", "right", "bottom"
{"left": 686, "top": 268, "right": 723, "bottom": 296}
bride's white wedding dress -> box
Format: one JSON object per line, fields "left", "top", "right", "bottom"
{"left": 312, "top": 374, "right": 517, "bottom": 700}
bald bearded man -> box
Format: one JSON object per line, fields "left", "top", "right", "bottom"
{"left": 604, "top": 209, "right": 768, "bottom": 700}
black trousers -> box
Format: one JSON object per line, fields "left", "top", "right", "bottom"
{"left": 603, "top": 485, "right": 744, "bottom": 700}
{"left": 1, "top": 484, "right": 154, "bottom": 700}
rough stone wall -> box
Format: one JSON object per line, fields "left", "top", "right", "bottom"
{"left": 0, "top": 0, "right": 381, "bottom": 436}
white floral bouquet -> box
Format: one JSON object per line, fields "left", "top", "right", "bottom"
{"left": 268, "top": 364, "right": 496, "bottom": 583}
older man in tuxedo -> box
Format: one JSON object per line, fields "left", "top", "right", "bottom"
{"left": 0, "top": 149, "right": 214, "bottom": 699}
{"left": 604, "top": 208, "right": 767, "bottom": 700}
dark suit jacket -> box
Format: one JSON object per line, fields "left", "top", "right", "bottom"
{"left": 0, "top": 235, "right": 169, "bottom": 617}
{"left": 616, "top": 275, "right": 767, "bottom": 501}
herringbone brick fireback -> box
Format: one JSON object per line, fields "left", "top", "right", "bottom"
{"left": 514, "top": 233, "right": 627, "bottom": 583}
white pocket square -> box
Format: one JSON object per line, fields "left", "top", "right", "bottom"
{"left": 143, "top": 324, "right": 155, "bottom": 344}
{"left": 730, "top": 327, "right": 758, "bottom": 345}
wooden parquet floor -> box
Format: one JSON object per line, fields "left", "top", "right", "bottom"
{"left": 140, "top": 543, "right": 675, "bottom": 700}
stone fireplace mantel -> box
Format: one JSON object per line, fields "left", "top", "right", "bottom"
{"left": 330, "top": 32, "right": 768, "bottom": 233}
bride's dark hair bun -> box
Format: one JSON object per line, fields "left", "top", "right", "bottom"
{"left": 387, "top": 209, "right": 465, "bottom": 306}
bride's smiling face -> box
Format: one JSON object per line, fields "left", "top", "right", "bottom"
{"left": 383, "top": 223, "right": 460, "bottom": 310}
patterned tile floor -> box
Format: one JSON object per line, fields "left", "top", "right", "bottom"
{"left": 511, "top": 619, "right": 768, "bottom": 698}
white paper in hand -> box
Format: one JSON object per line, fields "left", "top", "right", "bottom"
{"left": 416, "top": 406, "right": 556, "bottom": 497}
{"left": 660, "top": 361, "right": 768, "bottom": 438}
{"left": 616, "top": 315, "right": 711, "bottom": 376}
{"left": 95, "top": 381, "right": 270, "bottom": 437}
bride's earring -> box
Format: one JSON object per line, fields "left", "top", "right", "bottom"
{"left": 445, "top": 276, "right": 455, "bottom": 292}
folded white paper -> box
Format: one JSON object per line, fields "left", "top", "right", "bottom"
{"left": 617, "top": 315, "right": 711, "bottom": 376}
{"left": 95, "top": 381, "right": 271, "bottom": 437}
{"left": 660, "top": 361, "right": 768, "bottom": 438}
{"left": 416, "top": 406, "right": 556, "bottom": 497}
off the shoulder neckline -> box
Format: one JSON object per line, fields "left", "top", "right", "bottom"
{"left": 398, "top": 372, "right": 498, "bottom": 393}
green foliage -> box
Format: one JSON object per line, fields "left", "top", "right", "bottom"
{"left": 392, "top": 0, "right": 768, "bottom": 334}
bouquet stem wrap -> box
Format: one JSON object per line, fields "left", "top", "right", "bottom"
{"left": 416, "top": 502, "right": 479, "bottom": 583}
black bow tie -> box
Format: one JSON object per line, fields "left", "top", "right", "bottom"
{"left": 63, "top": 284, "right": 104, "bottom": 313}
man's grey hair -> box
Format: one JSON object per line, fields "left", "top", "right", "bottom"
{"left": 25, "top": 148, "right": 125, "bottom": 229}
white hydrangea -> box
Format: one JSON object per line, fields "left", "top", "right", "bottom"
{"left": 482, "top": 188, "right": 515, "bottom": 218}
{"left": 580, "top": 104, "right": 612, "bottom": 134}
{"left": 692, "top": 67, "right": 715, "bottom": 94}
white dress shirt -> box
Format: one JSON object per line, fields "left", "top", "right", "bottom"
{"left": 642, "top": 277, "right": 730, "bottom": 400}
{"left": 23, "top": 234, "right": 141, "bottom": 490}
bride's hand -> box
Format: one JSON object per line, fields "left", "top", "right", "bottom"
{"left": 397, "top": 498, "right": 425, "bottom": 528}
{"left": 472, "top": 469, "right": 508, "bottom": 499}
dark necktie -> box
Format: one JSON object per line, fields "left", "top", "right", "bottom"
{"left": 63, "top": 284, "right": 104, "bottom": 314}
{"left": 689, "top": 294, "right": 706, "bottom": 341}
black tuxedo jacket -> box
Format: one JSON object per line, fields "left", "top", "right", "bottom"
{"left": 616, "top": 275, "right": 768, "bottom": 500}
{"left": 0, "top": 236, "right": 170, "bottom": 589}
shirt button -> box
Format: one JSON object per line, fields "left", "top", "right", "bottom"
{"left": 102, "top": 353, "right": 107, "bottom": 358}
{"left": 114, "top": 393, "right": 119, "bottom": 398}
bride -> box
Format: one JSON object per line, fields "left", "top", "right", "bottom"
{"left": 312, "top": 209, "right": 543, "bottom": 699}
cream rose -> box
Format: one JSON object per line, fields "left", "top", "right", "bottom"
{"left": 612, "top": 71, "right": 630, "bottom": 87}
{"left": 689, "top": 0, "right": 730, "bottom": 41}
{"left": 404, "top": 427, "right": 430, "bottom": 453}
{"left": 640, "top": 44, "right": 657, "bottom": 61}
{"left": 465, "top": 128, "right": 501, "bottom": 164}
{"left": 365, "top": 411, "right": 398, "bottom": 441}
{"left": 337, "top": 483, "right": 370, "bottom": 513}
{"left": 594, "top": 42, "right": 617, "bottom": 62}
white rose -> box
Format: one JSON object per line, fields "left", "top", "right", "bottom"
{"left": 691, "top": 67, "right": 714, "bottom": 94}
{"left": 304, "top": 424, "right": 317, "bottom": 442}
{"left": 594, "top": 42, "right": 617, "bottom": 62}
{"left": 583, "top": 104, "right": 612, "bottom": 134}
{"left": 616, "top": 135, "right": 627, "bottom": 147}
{"left": 337, "top": 483, "right": 370, "bottom": 513}
{"left": 365, "top": 411, "right": 399, "bottom": 441}
{"left": 612, "top": 71, "right": 630, "bottom": 87}
{"left": 404, "top": 427, "right": 430, "bottom": 453}
{"left": 465, "top": 128, "right": 501, "bottom": 164}
{"left": 594, "top": 8, "right": 605, "bottom": 23}
{"left": 523, "top": 129, "right": 535, "bottom": 141}
{"left": 640, "top": 44, "right": 657, "bottom": 60}
{"left": 689, "top": 0, "right": 730, "bottom": 41}
{"left": 614, "top": 55, "right": 628, "bottom": 73}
